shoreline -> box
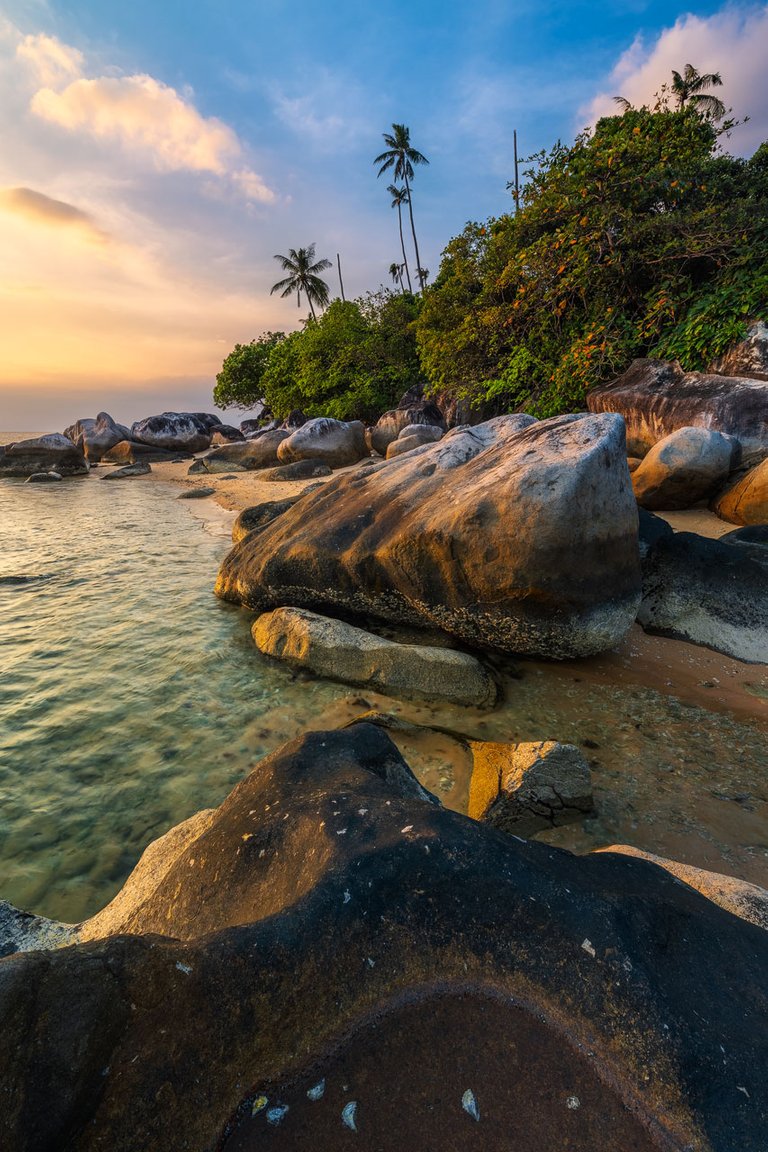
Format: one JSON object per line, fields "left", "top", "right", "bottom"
{"left": 137, "top": 456, "right": 767, "bottom": 727}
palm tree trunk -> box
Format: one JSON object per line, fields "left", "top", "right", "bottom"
{"left": 308, "top": 297, "right": 317, "bottom": 321}
{"left": 404, "top": 172, "right": 424, "bottom": 291}
{"left": 397, "top": 204, "right": 413, "bottom": 292}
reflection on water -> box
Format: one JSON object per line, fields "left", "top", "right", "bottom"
{"left": 0, "top": 469, "right": 766, "bottom": 923}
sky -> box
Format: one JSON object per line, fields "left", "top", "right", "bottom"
{"left": 1, "top": 0, "right": 766, "bottom": 428}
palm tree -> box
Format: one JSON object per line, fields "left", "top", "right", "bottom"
{"left": 389, "top": 261, "right": 406, "bottom": 294}
{"left": 671, "top": 64, "right": 726, "bottom": 119}
{"left": 387, "top": 184, "right": 413, "bottom": 292}
{"left": 270, "top": 244, "right": 332, "bottom": 320}
{"left": 375, "top": 124, "right": 429, "bottom": 290}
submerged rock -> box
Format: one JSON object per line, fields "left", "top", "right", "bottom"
{"left": 0, "top": 726, "right": 766, "bottom": 1151}
{"left": 216, "top": 413, "right": 642, "bottom": 659}
{"left": 638, "top": 530, "right": 768, "bottom": 663}
{"left": 587, "top": 358, "right": 768, "bottom": 465}
{"left": 252, "top": 607, "right": 498, "bottom": 707}
{"left": 177, "top": 487, "right": 215, "bottom": 499}
{"left": 631, "top": 426, "right": 734, "bottom": 510}
{"left": 0, "top": 435, "right": 88, "bottom": 478}
{"left": 468, "top": 740, "right": 593, "bottom": 836}
{"left": 25, "top": 471, "right": 62, "bottom": 483}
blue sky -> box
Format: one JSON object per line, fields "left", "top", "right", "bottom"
{"left": 1, "top": 0, "right": 766, "bottom": 426}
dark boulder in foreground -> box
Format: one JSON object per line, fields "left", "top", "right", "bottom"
{"left": 216, "top": 413, "right": 642, "bottom": 659}
{"left": 638, "top": 530, "right": 768, "bottom": 663}
{"left": 1, "top": 725, "right": 767, "bottom": 1151}
{"left": 587, "top": 358, "right": 768, "bottom": 466}
{"left": 0, "top": 434, "right": 88, "bottom": 478}
{"left": 130, "top": 412, "right": 217, "bottom": 453}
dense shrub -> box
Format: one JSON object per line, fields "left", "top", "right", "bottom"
{"left": 416, "top": 108, "right": 768, "bottom": 417}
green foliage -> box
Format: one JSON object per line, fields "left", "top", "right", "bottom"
{"left": 416, "top": 105, "right": 768, "bottom": 417}
{"left": 216, "top": 292, "right": 426, "bottom": 422}
{"left": 213, "top": 332, "right": 285, "bottom": 410}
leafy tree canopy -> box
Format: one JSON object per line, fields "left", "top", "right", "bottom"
{"left": 213, "top": 332, "right": 285, "bottom": 410}
{"left": 216, "top": 291, "right": 426, "bottom": 422}
{"left": 416, "top": 102, "right": 768, "bottom": 417}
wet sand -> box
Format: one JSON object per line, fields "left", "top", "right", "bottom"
{"left": 136, "top": 457, "right": 767, "bottom": 888}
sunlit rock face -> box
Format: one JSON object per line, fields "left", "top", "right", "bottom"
{"left": 0, "top": 434, "right": 88, "bottom": 477}
{"left": 1, "top": 725, "right": 767, "bottom": 1151}
{"left": 631, "top": 426, "right": 734, "bottom": 510}
{"left": 709, "top": 320, "right": 768, "bottom": 381}
{"left": 587, "top": 358, "right": 768, "bottom": 466}
{"left": 276, "top": 417, "right": 368, "bottom": 469}
{"left": 216, "top": 413, "right": 641, "bottom": 660}
{"left": 711, "top": 457, "right": 768, "bottom": 525}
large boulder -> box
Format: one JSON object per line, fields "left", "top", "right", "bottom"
{"left": 587, "top": 358, "right": 768, "bottom": 466}
{"left": 130, "top": 412, "right": 216, "bottom": 453}
{"left": 64, "top": 412, "right": 132, "bottom": 462}
{"left": 196, "top": 431, "right": 288, "bottom": 473}
{"left": 709, "top": 320, "right": 768, "bottom": 381}
{"left": 631, "top": 426, "right": 734, "bottom": 510}
{"left": 0, "top": 726, "right": 766, "bottom": 1151}
{"left": 216, "top": 413, "right": 642, "bottom": 659}
{"left": 252, "top": 607, "right": 498, "bottom": 707}
{"left": 710, "top": 457, "right": 768, "bottom": 525}
{"left": 277, "top": 417, "right": 368, "bottom": 469}
{"left": 468, "top": 740, "right": 593, "bottom": 836}
{"left": 638, "top": 530, "right": 768, "bottom": 663}
{"left": 368, "top": 404, "right": 446, "bottom": 456}
{"left": 0, "top": 434, "right": 88, "bottom": 478}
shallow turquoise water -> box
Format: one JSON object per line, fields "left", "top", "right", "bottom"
{"left": 0, "top": 469, "right": 350, "bottom": 922}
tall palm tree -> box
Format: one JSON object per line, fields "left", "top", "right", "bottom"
{"left": 671, "top": 64, "right": 726, "bottom": 119}
{"left": 270, "top": 244, "right": 332, "bottom": 320}
{"left": 387, "top": 184, "right": 413, "bottom": 292}
{"left": 375, "top": 124, "right": 429, "bottom": 290}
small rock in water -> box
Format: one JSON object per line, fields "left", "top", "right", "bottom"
{"left": 462, "top": 1088, "right": 480, "bottom": 1121}
{"left": 177, "top": 487, "right": 215, "bottom": 499}
{"left": 266, "top": 1104, "right": 289, "bottom": 1125}
{"left": 307, "top": 1078, "right": 325, "bottom": 1101}
{"left": 251, "top": 1095, "right": 268, "bottom": 1116}
{"left": 25, "top": 471, "right": 62, "bottom": 483}
{"left": 341, "top": 1101, "right": 358, "bottom": 1131}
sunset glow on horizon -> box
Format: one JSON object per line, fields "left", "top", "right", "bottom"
{"left": 1, "top": 2, "right": 766, "bottom": 427}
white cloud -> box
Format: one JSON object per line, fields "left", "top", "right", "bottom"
{"left": 580, "top": 5, "right": 768, "bottom": 155}
{"left": 17, "top": 31, "right": 83, "bottom": 85}
{"left": 271, "top": 69, "right": 373, "bottom": 149}
{"left": 30, "top": 71, "right": 275, "bottom": 201}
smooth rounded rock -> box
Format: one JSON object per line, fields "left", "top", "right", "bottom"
{"left": 277, "top": 417, "right": 367, "bottom": 469}
{"left": 252, "top": 607, "right": 499, "bottom": 707}
{"left": 0, "top": 434, "right": 88, "bottom": 478}
{"left": 631, "top": 426, "right": 734, "bottom": 510}
{"left": 711, "top": 457, "right": 768, "bottom": 525}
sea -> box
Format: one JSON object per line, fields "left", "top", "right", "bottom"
{"left": 2, "top": 432, "right": 767, "bottom": 924}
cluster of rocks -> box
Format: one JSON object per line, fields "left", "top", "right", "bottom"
{"left": 588, "top": 325, "right": 768, "bottom": 524}
{"left": 1, "top": 725, "right": 766, "bottom": 1150}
